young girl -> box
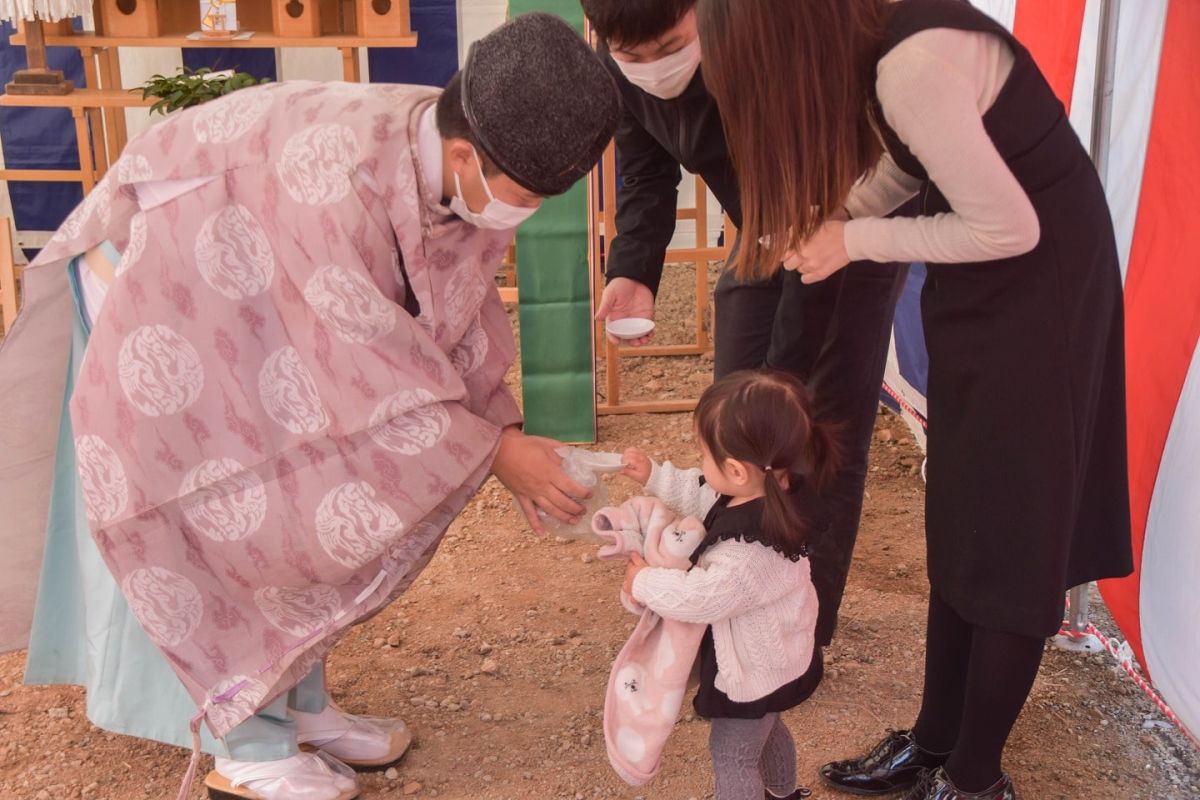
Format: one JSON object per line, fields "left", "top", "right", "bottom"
{"left": 621, "top": 369, "right": 839, "bottom": 800}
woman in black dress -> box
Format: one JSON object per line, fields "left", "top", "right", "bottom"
{"left": 695, "top": 1, "right": 1133, "bottom": 798}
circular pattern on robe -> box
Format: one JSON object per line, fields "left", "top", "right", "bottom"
{"left": 75, "top": 434, "right": 129, "bottom": 524}
{"left": 304, "top": 265, "right": 396, "bottom": 345}
{"left": 118, "top": 325, "right": 205, "bottom": 417}
{"left": 258, "top": 346, "right": 329, "bottom": 435}
{"left": 115, "top": 153, "right": 153, "bottom": 184}
{"left": 192, "top": 89, "right": 273, "bottom": 144}
{"left": 381, "top": 519, "right": 441, "bottom": 576}
{"left": 276, "top": 124, "right": 361, "bottom": 206}
{"left": 282, "top": 646, "right": 326, "bottom": 688}
{"left": 315, "top": 481, "right": 404, "bottom": 568}
{"left": 56, "top": 180, "right": 112, "bottom": 242}
{"left": 179, "top": 458, "right": 268, "bottom": 543}
{"left": 615, "top": 727, "right": 647, "bottom": 763}
{"left": 117, "top": 212, "right": 149, "bottom": 277}
{"left": 194, "top": 205, "right": 276, "bottom": 299}
{"left": 367, "top": 389, "right": 450, "bottom": 455}
{"left": 441, "top": 270, "right": 487, "bottom": 327}
{"left": 254, "top": 584, "right": 343, "bottom": 637}
{"left": 121, "top": 567, "right": 204, "bottom": 648}
{"left": 204, "top": 675, "right": 270, "bottom": 735}
{"left": 450, "top": 319, "right": 489, "bottom": 377}
{"left": 93, "top": 180, "right": 113, "bottom": 228}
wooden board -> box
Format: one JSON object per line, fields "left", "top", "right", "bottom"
{"left": 0, "top": 88, "right": 154, "bottom": 109}
{"left": 0, "top": 219, "right": 18, "bottom": 336}
{"left": 11, "top": 30, "right": 418, "bottom": 49}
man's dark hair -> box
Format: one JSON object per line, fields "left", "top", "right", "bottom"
{"left": 435, "top": 72, "right": 499, "bottom": 176}
{"left": 580, "top": 0, "right": 695, "bottom": 48}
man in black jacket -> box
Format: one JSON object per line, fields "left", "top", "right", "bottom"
{"left": 582, "top": 0, "right": 908, "bottom": 647}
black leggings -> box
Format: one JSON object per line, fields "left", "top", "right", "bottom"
{"left": 911, "top": 590, "right": 1046, "bottom": 792}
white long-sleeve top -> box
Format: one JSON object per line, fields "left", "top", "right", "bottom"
{"left": 633, "top": 461, "right": 819, "bottom": 703}
{"left": 843, "top": 28, "right": 1041, "bottom": 264}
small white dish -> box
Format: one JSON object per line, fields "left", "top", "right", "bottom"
{"left": 570, "top": 450, "right": 626, "bottom": 474}
{"left": 606, "top": 317, "right": 656, "bottom": 340}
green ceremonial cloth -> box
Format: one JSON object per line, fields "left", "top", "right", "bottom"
{"left": 509, "top": 0, "right": 597, "bottom": 443}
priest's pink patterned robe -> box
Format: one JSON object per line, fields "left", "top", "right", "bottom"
{"left": 18, "top": 81, "right": 523, "bottom": 737}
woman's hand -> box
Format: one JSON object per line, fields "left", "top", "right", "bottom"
{"left": 623, "top": 552, "right": 648, "bottom": 597}
{"left": 782, "top": 220, "right": 850, "bottom": 284}
{"left": 620, "top": 447, "right": 653, "bottom": 485}
{"left": 492, "top": 427, "right": 590, "bottom": 534}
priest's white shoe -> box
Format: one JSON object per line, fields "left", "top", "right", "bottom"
{"left": 204, "top": 752, "right": 359, "bottom": 800}
{"left": 293, "top": 703, "right": 413, "bottom": 770}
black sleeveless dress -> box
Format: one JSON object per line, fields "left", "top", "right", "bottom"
{"left": 874, "top": 0, "right": 1132, "bottom": 637}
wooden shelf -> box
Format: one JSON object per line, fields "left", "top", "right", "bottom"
{"left": 0, "top": 20, "right": 411, "bottom": 196}
{"left": 0, "top": 88, "right": 154, "bottom": 109}
{"left": 11, "top": 31, "right": 418, "bottom": 49}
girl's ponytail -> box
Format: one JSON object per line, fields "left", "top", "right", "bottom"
{"left": 761, "top": 467, "right": 807, "bottom": 554}
{"left": 805, "top": 416, "right": 844, "bottom": 495}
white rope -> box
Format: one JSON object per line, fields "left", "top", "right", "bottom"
{"left": 0, "top": 0, "right": 90, "bottom": 23}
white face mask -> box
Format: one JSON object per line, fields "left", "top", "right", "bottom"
{"left": 450, "top": 146, "right": 540, "bottom": 230}
{"left": 613, "top": 37, "right": 701, "bottom": 100}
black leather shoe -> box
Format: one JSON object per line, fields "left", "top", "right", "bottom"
{"left": 819, "top": 729, "right": 950, "bottom": 795}
{"left": 903, "top": 767, "right": 1016, "bottom": 799}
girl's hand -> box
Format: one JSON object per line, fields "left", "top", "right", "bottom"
{"left": 782, "top": 220, "right": 850, "bottom": 284}
{"left": 492, "top": 428, "right": 590, "bottom": 534}
{"left": 621, "top": 448, "right": 653, "bottom": 485}
{"left": 623, "top": 552, "right": 648, "bottom": 597}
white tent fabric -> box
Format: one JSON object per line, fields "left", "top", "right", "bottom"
{"left": 1140, "top": 343, "right": 1200, "bottom": 742}
{"left": 0, "top": 0, "right": 88, "bottom": 23}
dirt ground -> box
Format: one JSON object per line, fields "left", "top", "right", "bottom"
{"left": 1, "top": 263, "right": 1197, "bottom": 800}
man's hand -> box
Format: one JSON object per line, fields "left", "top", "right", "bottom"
{"left": 492, "top": 428, "right": 590, "bottom": 534}
{"left": 595, "top": 277, "right": 656, "bottom": 346}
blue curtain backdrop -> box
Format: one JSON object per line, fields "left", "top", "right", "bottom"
{"left": 0, "top": 21, "right": 85, "bottom": 248}
{"left": 368, "top": 0, "right": 457, "bottom": 87}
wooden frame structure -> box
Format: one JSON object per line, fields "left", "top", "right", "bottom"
{"left": 0, "top": 89, "right": 152, "bottom": 192}
{"left": 0, "top": 218, "right": 16, "bottom": 336}
{"left": 3, "top": 12, "right": 418, "bottom": 194}
{"left": 497, "top": 245, "right": 517, "bottom": 304}
{"left": 589, "top": 141, "right": 735, "bottom": 415}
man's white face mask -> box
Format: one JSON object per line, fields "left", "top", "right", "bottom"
{"left": 613, "top": 37, "right": 702, "bottom": 100}
{"left": 450, "top": 145, "right": 540, "bottom": 230}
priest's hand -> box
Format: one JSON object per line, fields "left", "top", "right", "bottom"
{"left": 492, "top": 427, "right": 590, "bottom": 534}
{"left": 782, "top": 220, "right": 850, "bottom": 284}
{"left": 595, "top": 277, "right": 655, "bottom": 346}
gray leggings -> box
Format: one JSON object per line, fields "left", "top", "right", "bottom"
{"left": 709, "top": 713, "right": 797, "bottom": 800}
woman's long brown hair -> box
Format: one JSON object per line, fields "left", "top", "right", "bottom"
{"left": 697, "top": 0, "right": 892, "bottom": 280}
